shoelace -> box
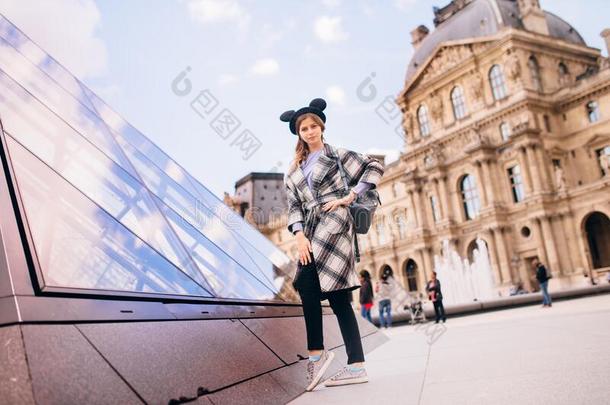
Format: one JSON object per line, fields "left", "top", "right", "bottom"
{"left": 306, "top": 361, "right": 315, "bottom": 381}
{"left": 330, "top": 366, "right": 351, "bottom": 380}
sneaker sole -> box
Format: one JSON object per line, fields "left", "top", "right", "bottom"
{"left": 306, "top": 351, "right": 335, "bottom": 392}
{"left": 324, "top": 376, "right": 369, "bottom": 387}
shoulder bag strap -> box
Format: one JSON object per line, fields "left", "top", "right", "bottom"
{"left": 334, "top": 153, "right": 361, "bottom": 262}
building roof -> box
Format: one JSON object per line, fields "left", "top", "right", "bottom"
{"left": 405, "top": 0, "right": 586, "bottom": 83}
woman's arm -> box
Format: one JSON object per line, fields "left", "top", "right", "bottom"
{"left": 337, "top": 148, "right": 385, "bottom": 191}
{"left": 284, "top": 175, "right": 304, "bottom": 234}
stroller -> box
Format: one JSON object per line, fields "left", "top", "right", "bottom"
{"left": 405, "top": 292, "right": 427, "bottom": 324}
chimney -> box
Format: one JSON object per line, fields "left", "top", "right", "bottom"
{"left": 410, "top": 25, "right": 429, "bottom": 50}
{"left": 601, "top": 29, "right": 610, "bottom": 57}
{"left": 518, "top": 0, "right": 549, "bottom": 36}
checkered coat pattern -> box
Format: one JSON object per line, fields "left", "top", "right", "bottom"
{"left": 284, "top": 142, "right": 385, "bottom": 294}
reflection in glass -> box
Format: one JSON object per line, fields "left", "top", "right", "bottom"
{"left": 6, "top": 136, "right": 211, "bottom": 297}
{"left": 0, "top": 72, "right": 214, "bottom": 293}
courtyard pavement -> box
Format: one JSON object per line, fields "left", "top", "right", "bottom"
{"left": 289, "top": 293, "right": 610, "bottom": 405}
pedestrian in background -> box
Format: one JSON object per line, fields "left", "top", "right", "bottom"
{"left": 359, "top": 270, "right": 374, "bottom": 323}
{"left": 375, "top": 270, "right": 393, "bottom": 328}
{"left": 426, "top": 271, "right": 447, "bottom": 323}
{"left": 533, "top": 258, "right": 552, "bottom": 307}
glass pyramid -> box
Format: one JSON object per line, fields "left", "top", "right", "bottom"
{"left": 0, "top": 14, "right": 298, "bottom": 303}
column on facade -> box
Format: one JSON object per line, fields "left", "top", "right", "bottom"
{"left": 540, "top": 216, "right": 561, "bottom": 276}
{"left": 563, "top": 213, "right": 584, "bottom": 273}
{"left": 569, "top": 212, "right": 593, "bottom": 277}
{"left": 492, "top": 228, "right": 512, "bottom": 284}
{"left": 421, "top": 247, "right": 433, "bottom": 282}
{"left": 482, "top": 229, "right": 503, "bottom": 285}
{"left": 532, "top": 217, "right": 549, "bottom": 265}
{"left": 474, "top": 161, "right": 489, "bottom": 207}
{"left": 415, "top": 249, "right": 428, "bottom": 290}
{"left": 481, "top": 159, "right": 496, "bottom": 206}
{"left": 518, "top": 146, "right": 533, "bottom": 196}
{"left": 438, "top": 175, "right": 453, "bottom": 221}
{"left": 407, "top": 189, "right": 419, "bottom": 229}
{"left": 526, "top": 146, "right": 543, "bottom": 193}
{"left": 534, "top": 145, "right": 552, "bottom": 191}
{"left": 412, "top": 188, "right": 425, "bottom": 229}
{"left": 558, "top": 214, "right": 576, "bottom": 273}
{"left": 432, "top": 178, "right": 443, "bottom": 221}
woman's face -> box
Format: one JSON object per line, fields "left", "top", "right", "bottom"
{"left": 298, "top": 116, "right": 323, "bottom": 146}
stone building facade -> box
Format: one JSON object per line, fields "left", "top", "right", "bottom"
{"left": 242, "top": 0, "right": 610, "bottom": 297}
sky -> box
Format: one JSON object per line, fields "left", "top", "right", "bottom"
{"left": 0, "top": 0, "right": 608, "bottom": 199}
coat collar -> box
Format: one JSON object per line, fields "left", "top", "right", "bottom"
{"left": 287, "top": 142, "right": 339, "bottom": 202}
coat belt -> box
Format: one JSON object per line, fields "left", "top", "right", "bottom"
{"left": 301, "top": 191, "right": 345, "bottom": 236}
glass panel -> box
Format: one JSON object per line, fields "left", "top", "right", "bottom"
{"left": 0, "top": 72, "right": 213, "bottom": 294}
{"left": 156, "top": 196, "right": 283, "bottom": 301}
{"left": 5, "top": 135, "right": 211, "bottom": 297}
{"left": 116, "top": 135, "right": 296, "bottom": 298}
{"left": 0, "top": 16, "right": 96, "bottom": 111}
{"left": 0, "top": 37, "right": 138, "bottom": 177}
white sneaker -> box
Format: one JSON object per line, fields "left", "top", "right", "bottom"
{"left": 305, "top": 351, "right": 335, "bottom": 391}
{"left": 323, "top": 365, "right": 368, "bottom": 387}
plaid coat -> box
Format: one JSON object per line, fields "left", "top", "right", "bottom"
{"left": 284, "top": 142, "right": 385, "bottom": 294}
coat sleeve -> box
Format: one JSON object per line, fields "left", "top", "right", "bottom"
{"left": 337, "top": 148, "right": 385, "bottom": 190}
{"left": 284, "top": 174, "right": 304, "bottom": 234}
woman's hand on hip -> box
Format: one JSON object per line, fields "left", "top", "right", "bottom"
{"left": 296, "top": 232, "right": 313, "bottom": 265}
{"left": 322, "top": 191, "right": 355, "bottom": 212}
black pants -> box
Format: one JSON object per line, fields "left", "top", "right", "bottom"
{"left": 297, "top": 252, "right": 365, "bottom": 364}
{"left": 433, "top": 299, "right": 446, "bottom": 322}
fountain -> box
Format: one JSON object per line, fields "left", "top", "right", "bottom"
{"left": 433, "top": 238, "right": 497, "bottom": 305}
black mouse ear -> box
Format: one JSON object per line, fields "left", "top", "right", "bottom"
{"left": 280, "top": 110, "right": 296, "bottom": 122}
{"left": 309, "top": 98, "right": 326, "bottom": 111}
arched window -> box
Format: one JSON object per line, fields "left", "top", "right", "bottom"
{"left": 587, "top": 101, "right": 600, "bottom": 123}
{"left": 507, "top": 165, "right": 525, "bottom": 203}
{"left": 558, "top": 62, "right": 569, "bottom": 78}
{"left": 405, "top": 259, "right": 418, "bottom": 292}
{"left": 499, "top": 122, "right": 511, "bottom": 141}
{"left": 417, "top": 104, "right": 430, "bottom": 137}
{"left": 450, "top": 86, "right": 467, "bottom": 120}
{"left": 489, "top": 64, "right": 507, "bottom": 101}
{"left": 528, "top": 56, "right": 543, "bottom": 92}
{"left": 460, "top": 174, "right": 480, "bottom": 220}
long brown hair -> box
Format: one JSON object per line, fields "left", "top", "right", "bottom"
{"left": 289, "top": 113, "right": 326, "bottom": 172}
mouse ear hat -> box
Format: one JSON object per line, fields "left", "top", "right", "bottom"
{"left": 279, "top": 98, "right": 327, "bottom": 134}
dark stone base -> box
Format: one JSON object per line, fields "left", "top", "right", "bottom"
{"left": 1, "top": 314, "right": 387, "bottom": 404}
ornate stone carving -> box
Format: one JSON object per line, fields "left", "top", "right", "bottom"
{"left": 506, "top": 51, "right": 522, "bottom": 84}
{"left": 404, "top": 110, "right": 415, "bottom": 139}
{"left": 468, "top": 72, "right": 484, "bottom": 101}
{"left": 430, "top": 92, "right": 444, "bottom": 122}
{"left": 554, "top": 166, "right": 567, "bottom": 189}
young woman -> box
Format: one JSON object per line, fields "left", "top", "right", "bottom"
{"left": 281, "top": 98, "right": 384, "bottom": 391}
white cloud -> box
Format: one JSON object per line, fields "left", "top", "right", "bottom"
{"left": 0, "top": 0, "right": 108, "bottom": 79}
{"left": 249, "top": 58, "right": 279, "bottom": 76}
{"left": 314, "top": 16, "right": 349, "bottom": 43}
{"left": 186, "top": 0, "right": 250, "bottom": 30}
{"left": 218, "top": 73, "right": 238, "bottom": 86}
{"left": 394, "top": 0, "right": 418, "bottom": 12}
{"left": 326, "top": 85, "right": 346, "bottom": 106}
